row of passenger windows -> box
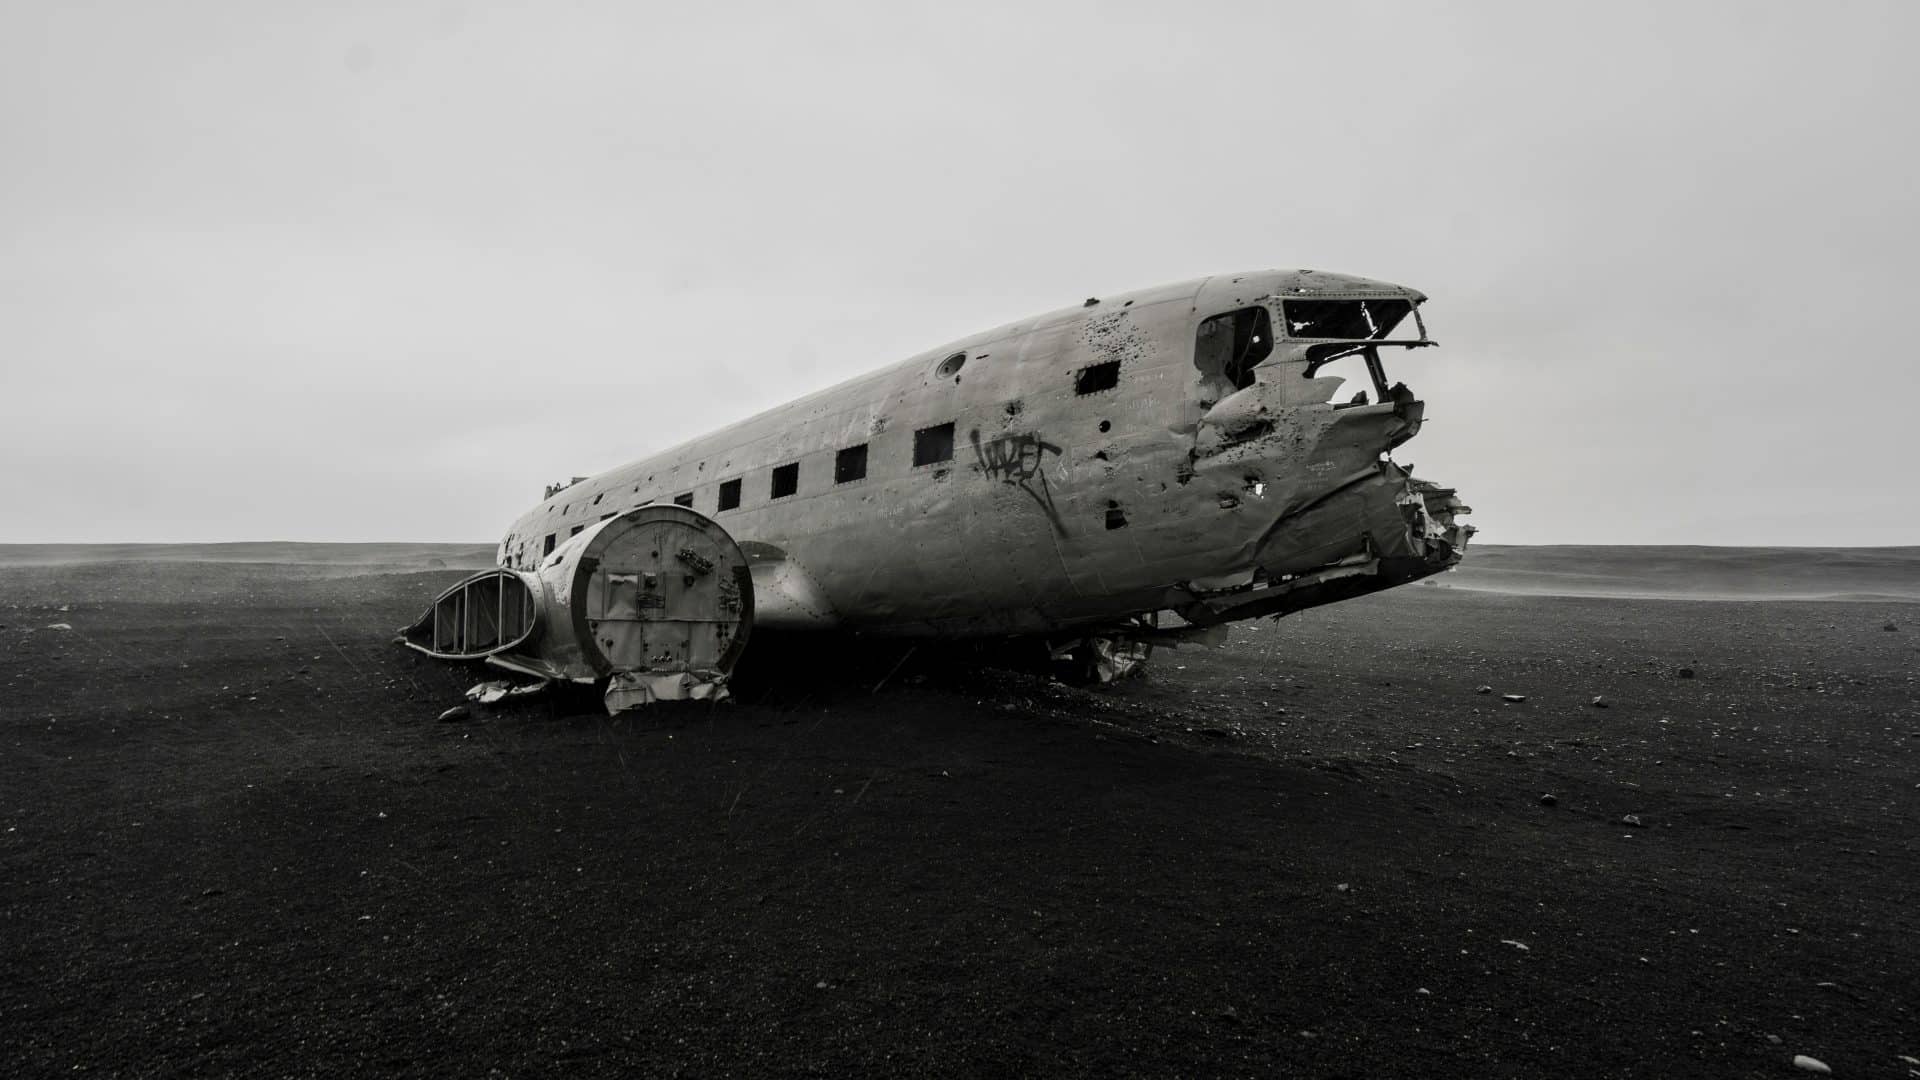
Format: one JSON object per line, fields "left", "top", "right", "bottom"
{"left": 513, "top": 345, "right": 1142, "bottom": 567}
{"left": 526, "top": 421, "right": 962, "bottom": 561}
{"left": 532, "top": 349, "right": 1134, "bottom": 537}
{"left": 696, "top": 422, "right": 956, "bottom": 513}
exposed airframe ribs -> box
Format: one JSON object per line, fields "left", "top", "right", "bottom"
{"left": 405, "top": 570, "right": 536, "bottom": 659}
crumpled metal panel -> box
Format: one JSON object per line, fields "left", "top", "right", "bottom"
{"left": 604, "top": 669, "right": 731, "bottom": 712}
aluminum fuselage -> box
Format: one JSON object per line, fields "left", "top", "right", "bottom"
{"left": 499, "top": 270, "right": 1467, "bottom": 637}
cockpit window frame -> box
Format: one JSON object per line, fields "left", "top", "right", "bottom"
{"left": 1278, "top": 296, "right": 1424, "bottom": 344}
{"left": 1193, "top": 306, "right": 1275, "bottom": 394}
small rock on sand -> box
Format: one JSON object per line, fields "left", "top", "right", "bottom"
{"left": 1539, "top": 793, "right": 1558, "bottom": 807}
{"left": 1475, "top": 685, "right": 1493, "bottom": 695}
{"left": 1590, "top": 695, "right": 1609, "bottom": 708}
{"left": 1791, "top": 1054, "right": 1831, "bottom": 1074}
{"left": 1677, "top": 667, "right": 1696, "bottom": 679}
{"left": 1620, "top": 814, "right": 1646, "bottom": 828}
{"left": 45, "top": 623, "right": 73, "bottom": 632}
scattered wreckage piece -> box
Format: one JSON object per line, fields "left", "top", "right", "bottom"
{"left": 402, "top": 504, "right": 752, "bottom": 714}
{"left": 1046, "top": 615, "right": 1226, "bottom": 684}
{"left": 463, "top": 680, "right": 548, "bottom": 706}
{"left": 1050, "top": 635, "right": 1153, "bottom": 684}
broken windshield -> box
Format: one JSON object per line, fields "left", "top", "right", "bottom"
{"left": 1194, "top": 306, "right": 1274, "bottom": 394}
{"left": 1281, "top": 298, "right": 1416, "bottom": 341}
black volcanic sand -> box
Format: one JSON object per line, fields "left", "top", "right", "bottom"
{"left": 2, "top": 559, "right": 1917, "bottom": 1078}
{"left": 1449, "top": 545, "right": 1920, "bottom": 602}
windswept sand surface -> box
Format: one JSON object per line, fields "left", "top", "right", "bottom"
{"left": 10, "top": 542, "right": 1916, "bottom": 602}
{"left": 1, "top": 553, "right": 1917, "bottom": 1077}
{"left": 1446, "top": 545, "right": 1920, "bottom": 601}
{"left": 0, "top": 543, "right": 496, "bottom": 573}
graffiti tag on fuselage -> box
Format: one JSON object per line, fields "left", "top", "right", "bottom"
{"left": 969, "top": 429, "right": 1066, "bottom": 536}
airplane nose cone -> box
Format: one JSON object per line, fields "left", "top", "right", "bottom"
{"left": 1253, "top": 461, "right": 1471, "bottom": 582}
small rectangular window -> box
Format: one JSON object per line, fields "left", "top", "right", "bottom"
{"left": 718, "top": 478, "right": 742, "bottom": 511}
{"left": 835, "top": 443, "right": 868, "bottom": 483}
{"left": 770, "top": 462, "right": 798, "bottom": 499}
{"left": 1076, "top": 359, "right": 1121, "bottom": 395}
{"left": 673, "top": 491, "right": 693, "bottom": 508}
{"left": 543, "top": 534, "right": 556, "bottom": 556}
{"left": 570, "top": 524, "right": 584, "bottom": 537}
{"left": 913, "top": 422, "right": 955, "bottom": 466}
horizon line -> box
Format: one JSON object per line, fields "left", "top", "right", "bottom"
{"left": 2, "top": 540, "right": 1918, "bottom": 552}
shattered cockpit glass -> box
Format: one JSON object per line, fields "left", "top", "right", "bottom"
{"left": 1280, "top": 298, "right": 1416, "bottom": 341}
{"left": 1194, "top": 306, "right": 1274, "bottom": 393}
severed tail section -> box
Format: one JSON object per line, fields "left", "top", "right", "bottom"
{"left": 401, "top": 505, "right": 754, "bottom": 712}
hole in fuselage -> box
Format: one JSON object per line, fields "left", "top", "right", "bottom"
{"left": 1076, "top": 360, "right": 1120, "bottom": 395}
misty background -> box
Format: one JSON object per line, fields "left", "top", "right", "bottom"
{"left": 3, "top": 0, "right": 1913, "bottom": 546}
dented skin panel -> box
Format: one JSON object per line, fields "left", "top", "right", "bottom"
{"left": 497, "top": 269, "right": 1469, "bottom": 639}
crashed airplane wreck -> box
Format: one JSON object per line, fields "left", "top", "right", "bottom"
{"left": 402, "top": 269, "right": 1472, "bottom": 711}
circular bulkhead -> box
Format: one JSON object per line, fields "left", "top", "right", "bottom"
{"left": 532, "top": 504, "right": 754, "bottom": 685}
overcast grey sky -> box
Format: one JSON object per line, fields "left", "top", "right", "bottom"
{"left": 3, "top": 0, "right": 1914, "bottom": 545}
